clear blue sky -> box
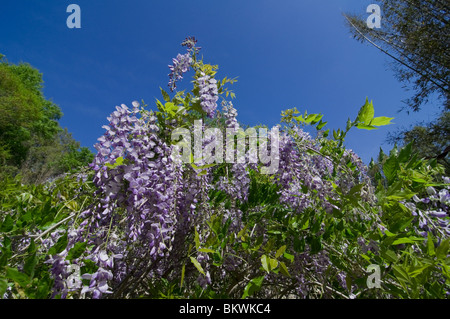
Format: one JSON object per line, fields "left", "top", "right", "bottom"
{"left": 0, "top": 0, "right": 441, "bottom": 164}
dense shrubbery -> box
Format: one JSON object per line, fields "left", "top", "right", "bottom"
{"left": 0, "top": 39, "right": 449, "bottom": 299}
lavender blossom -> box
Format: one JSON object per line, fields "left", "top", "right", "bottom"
{"left": 181, "top": 36, "right": 201, "bottom": 54}
{"left": 197, "top": 72, "right": 219, "bottom": 118}
{"left": 168, "top": 53, "right": 193, "bottom": 92}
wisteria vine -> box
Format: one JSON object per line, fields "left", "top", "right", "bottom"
{"left": 37, "top": 37, "right": 450, "bottom": 299}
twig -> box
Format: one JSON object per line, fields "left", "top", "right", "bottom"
{"left": 31, "top": 212, "right": 76, "bottom": 242}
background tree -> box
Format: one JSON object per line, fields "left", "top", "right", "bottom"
{"left": 344, "top": 0, "right": 449, "bottom": 165}
{"left": 386, "top": 111, "right": 450, "bottom": 174}
{"left": 0, "top": 54, "right": 94, "bottom": 183}
{"left": 344, "top": 0, "right": 449, "bottom": 112}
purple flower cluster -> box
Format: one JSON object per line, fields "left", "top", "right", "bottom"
{"left": 168, "top": 37, "right": 201, "bottom": 92}
{"left": 274, "top": 128, "right": 336, "bottom": 214}
{"left": 80, "top": 250, "right": 123, "bottom": 298}
{"left": 46, "top": 101, "right": 186, "bottom": 298}
{"left": 168, "top": 53, "right": 193, "bottom": 92}
{"left": 405, "top": 181, "right": 450, "bottom": 239}
{"left": 181, "top": 36, "right": 201, "bottom": 54}
{"left": 215, "top": 101, "right": 251, "bottom": 203}
{"left": 197, "top": 72, "right": 219, "bottom": 118}
{"left": 221, "top": 100, "right": 239, "bottom": 130}
{"left": 44, "top": 229, "right": 84, "bottom": 298}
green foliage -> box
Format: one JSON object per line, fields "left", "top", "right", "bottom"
{"left": 0, "top": 170, "right": 95, "bottom": 298}
{"left": 387, "top": 111, "right": 450, "bottom": 175}
{"left": 0, "top": 56, "right": 94, "bottom": 184}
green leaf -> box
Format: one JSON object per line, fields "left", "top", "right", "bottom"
{"left": 5, "top": 267, "right": 31, "bottom": 287}
{"left": 160, "top": 87, "right": 171, "bottom": 102}
{"left": 27, "top": 238, "right": 36, "bottom": 254}
{"left": 384, "top": 230, "right": 397, "bottom": 237}
{"left": 356, "top": 98, "right": 375, "bottom": 125}
{"left": 191, "top": 163, "right": 216, "bottom": 171}
{"left": 155, "top": 99, "right": 165, "bottom": 112}
{"left": 66, "top": 242, "right": 87, "bottom": 261}
{"left": 0, "top": 277, "right": 7, "bottom": 298}
{"left": 275, "top": 245, "right": 286, "bottom": 259}
{"left": 194, "top": 229, "right": 200, "bottom": 250}
{"left": 190, "top": 257, "right": 205, "bottom": 276}
{"left": 355, "top": 123, "right": 378, "bottom": 130}
{"left": 269, "top": 258, "right": 278, "bottom": 271}
{"left": 316, "top": 120, "right": 327, "bottom": 130}
{"left": 48, "top": 232, "right": 68, "bottom": 255}
{"left": 436, "top": 239, "right": 450, "bottom": 261}
{"left": 333, "top": 129, "right": 339, "bottom": 140}
{"left": 409, "top": 265, "right": 431, "bottom": 278}
{"left": 293, "top": 237, "right": 305, "bottom": 253}
{"left": 180, "top": 263, "right": 185, "bottom": 288}
{"left": 283, "top": 252, "right": 294, "bottom": 262}
{"left": 0, "top": 215, "right": 14, "bottom": 233}
{"left": 392, "top": 265, "right": 410, "bottom": 282}
{"left": 242, "top": 276, "right": 264, "bottom": 299}
{"left": 301, "top": 218, "right": 309, "bottom": 230}
{"left": 198, "top": 248, "right": 215, "bottom": 254}
{"left": 370, "top": 116, "right": 394, "bottom": 127}
{"left": 294, "top": 115, "right": 304, "bottom": 124}
{"left": 23, "top": 239, "right": 37, "bottom": 277}
{"left": 310, "top": 236, "right": 322, "bottom": 254}
{"left": 105, "top": 156, "right": 124, "bottom": 169}
{"left": 392, "top": 237, "right": 425, "bottom": 245}
{"left": 345, "top": 274, "right": 353, "bottom": 292}
{"left": 378, "top": 147, "right": 387, "bottom": 162}
{"left": 261, "top": 255, "right": 270, "bottom": 273}
{"left": 383, "top": 156, "right": 399, "bottom": 182}
{"left": 0, "top": 237, "right": 11, "bottom": 267}
{"left": 381, "top": 249, "right": 398, "bottom": 263}
{"left": 303, "top": 114, "right": 323, "bottom": 125}
{"left": 397, "top": 142, "right": 413, "bottom": 163}
{"left": 410, "top": 171, "right": 429, "bottom": 184}
{"left": 427, "top": 232, "right": 435, "bottom": 257}
{"left": 279, "top": 262, "right": 291, "bottom": 277}
{"left": 164, "top": 102, "right": 178, "bottom": 116}
{"left": 196, "top": 170, "right": 208, "bottom": 176}
{"left": 390, "top": 216, "right": 415, "bottom": 233}
{"left": 23, "top": 252, "right": 38, "bottom": 278}
{"left": 386, "top": 191, "right": 416, "bottom": 202}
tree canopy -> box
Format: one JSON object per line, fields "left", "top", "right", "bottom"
{"left": 344, "top": 0, "right": 449, "bottom": 113}
{"left": 0, "top": 55, "right": 93, "bottom": 183}
{"left": 344, "top": 0, "right": 449, "bottom": 169}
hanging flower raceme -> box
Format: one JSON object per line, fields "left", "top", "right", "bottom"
{"left": 168, "top": 36, "right": 201, "bottom": 92}
{"left": 168, "top": 53, "right": 193, "bottom": 92}
{"left": 181, "top": 36, "right": 201, "bottom": 54}
{"left": 222, "top": 100, "right": 239, "bottom": 130}
{"left": 197, "top": 72, "right": 219, "bottom": 118}
{"left": 47, "top": 101, "right": 183, "bottom": 299}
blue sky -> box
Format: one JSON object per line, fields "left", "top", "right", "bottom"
{"left": 0, "top": 0, "right": 442, "bottom": 164}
